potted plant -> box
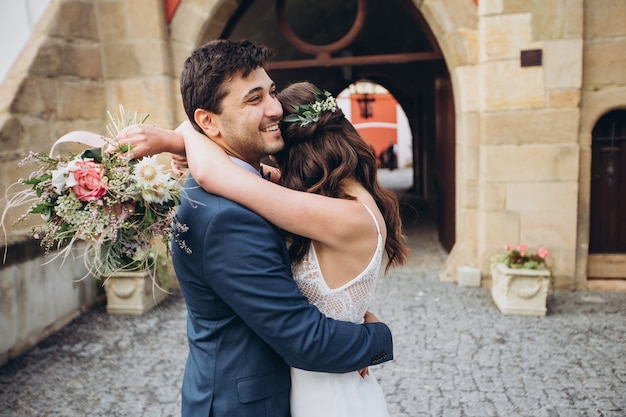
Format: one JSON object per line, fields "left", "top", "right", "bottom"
{"left": 490, "top": 244, "right": 552, "bottom": 316}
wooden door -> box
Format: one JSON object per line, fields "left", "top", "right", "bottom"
{"left": 589, "top": 110, "right": 626, "bottom": 253}
{"left": 435, "top": 76, "right": 455, "bottom": 252}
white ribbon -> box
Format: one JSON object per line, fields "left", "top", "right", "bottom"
{"left": 49, "top": 131, "right": 111, "bottom": 157}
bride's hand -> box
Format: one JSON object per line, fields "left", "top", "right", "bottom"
{"left": 363, "top": 310, "right": 380, "bottom": 323}
{"left": 170, "top": 153, "right": 188, "bottom": 177}
{"left": 357, "top": 311, "right": 379, "bottom": 378}
{"left": 114, "top": 124, "right": 185, "bottom": 158}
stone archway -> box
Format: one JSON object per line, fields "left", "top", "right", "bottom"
{"left": 168, "top": 0, "right": 479, "bottom": 276}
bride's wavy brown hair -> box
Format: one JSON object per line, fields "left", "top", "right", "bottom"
{"left": 275, "top": 82, "right": 409, "bottom": 272}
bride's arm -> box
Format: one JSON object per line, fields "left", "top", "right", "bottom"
{"left": 181, "top": 122, "right": 365, "bottom": 245}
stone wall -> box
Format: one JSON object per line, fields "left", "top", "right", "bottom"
{"left": 0, "top": 0, "right": 179, "bottom": 364}
{"left": 0, "top": 243, "right": 97, "bottom": 366}
{"left": 578, "top": 0, "right": 626, "bottom": 289}
{"left": 446, "top": 0, "right": 583, "bottom": 289}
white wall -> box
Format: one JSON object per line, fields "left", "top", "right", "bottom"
{"left": 0, "top": 0, "right": 50, "bottom": 83}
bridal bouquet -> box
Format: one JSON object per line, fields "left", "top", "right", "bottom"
{"left": 3, "top": 107, "right": 186, "bottom": 278}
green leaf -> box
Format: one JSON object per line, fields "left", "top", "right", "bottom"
{"left": 81, "top": 147, "right": 103, "bottom": 162}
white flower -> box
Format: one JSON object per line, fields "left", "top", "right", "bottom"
{"left": 132, "top": 156, "right": 175, "bottom": 204}
{"left": 50, "top": 159, "right": 81, "bottom": 194}
{"left": 132, "top": 156, "right": 167, "bottom": 187}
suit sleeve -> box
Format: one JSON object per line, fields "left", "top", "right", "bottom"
{"left": 201, "top": 204, "right": 393, "bottom": 373}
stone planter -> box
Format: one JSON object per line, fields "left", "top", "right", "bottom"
{"left": 490, "top": 262, "right": 550, "bottom": 316}
{"left": 103, "top": 270, "right": 168, "bottom": 315}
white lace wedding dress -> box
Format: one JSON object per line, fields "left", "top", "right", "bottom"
{"left": 290, "top": 204, "right": 390, "bottom": 417}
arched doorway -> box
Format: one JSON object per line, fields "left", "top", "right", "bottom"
{"left": 218, "top": 0, "right": 455, "bottom": 251}
{"left": 588, "top": 109, "right": 626, "bottom": 279}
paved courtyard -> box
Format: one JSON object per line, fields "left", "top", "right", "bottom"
{"left": 1, "top": 169, "right": 624, "bottom": 417}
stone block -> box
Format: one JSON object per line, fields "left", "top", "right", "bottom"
{"left": 107, "top": 78, "right": 173, "bottom": 128}
{"left": 457, "top": 265, "right": 482, "bottom": 287}
{"left": 506, "top": 182, "right": 578, "bottom": 211}
{"left": 0, "top": 115, "right": 23, "bottom": 150}
{"left": 52, "top": 1, "right": 98, "bottom": 40}
{"left": 479, "top": 181, "right": 507, "bottom": 210}
{"left": 457, "top": 208, "right": 479, "bottom": 239}
{"left": 10, "top": 77, "right": 57, "bottom": 115}
{"left": 456, "top": 111, "right": 480, "bottom": 147}
{"left": 480, "top": 210, "right": 520, "bottom": 249}
{"left": 482, "top": 108, "right": 580, "bottom": 145}
{"left": 128, "top": 0, "right": 167, "bottom": 39}
{"left": 135, "top": 41, "right": 171, "bottom": 76}
{"left": 480, "top": 13, "right": 535, "bottom": 61}
{"left": 546, "top": 246, "right": 577, "bottom": 280}
{"left": 169, "top": 1, "right": 212, "bottom": 44}
{"left": 580, "top": 86, "right": 626, "bottom": 134}
{"left": 47, "top": 249, "right": 92, "bottom": 323}
{"left": 29, "top": 39, "right": 64, "bottom": 75}
{"left": 482, "top": 61, "right": 544, "bottom": 110}
{"left": 583, "top": 0, "right": 626, "bottom": 37}
{"left": 64, "top": 43, "right": 102, "bottom": 79}
{"left": 548, "top": 90, "right": 581, "bottom": 108}
{"left": 544, "top": 39, "right": 583, "bottom": 89}
{"left": 564, "top": 0, "right": 583, "bottom": 38}
{"left": 583, "top": 38, "right": 626, "bottom": 87}
{"left": 97, "top": 1, "right": 128, "bottom": 41}
{"left": 479, "top": 0, "right": 504, "bottom": 16}
{"left": 103, "top": 43, "right": 141, "bottom": 78}
{"left": 30, "top": 39, "right": 102, "bottom": 78}
{"left": 17, "top": 260, "right": 56, "bottom": 341}
{"left": 482, "top": 144, "right": 579, "bottom": 181}
{"left": 57, "top": 80, "right": 105, "bottom": 119}
{"left": 520, "top": 209, "right": 578, "bottom": 247}
{"left": 0, "top": 267, "right": 18, "bottom": 360}
{"left": 454, "top": 66, "right": 480, "bottom": 112}
{"left": 457, "top": 145, "right": 480, "bottom": 182}
{"left": 531, "top": 0, "right": 565, "bottom": 41}
{"left": 502, "top": 0, "right": 532, "bottom": 13}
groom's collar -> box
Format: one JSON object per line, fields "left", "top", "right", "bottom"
{"left": 228, "top": 156, "right": 261, "bottom": 177}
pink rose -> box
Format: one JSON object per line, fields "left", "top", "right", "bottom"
{"left": 517, "top": 244, "right": 527, "bottom": 251}
{"left": 537, "top": 247, "right": 549, "bottom": 259}
{"left": 71, "top": 161, "right": 107, "bottom": 202}
{"left": 504, "top": 244, "right": 511, "bottom": 251}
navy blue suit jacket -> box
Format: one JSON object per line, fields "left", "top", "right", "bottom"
{"left": 172, "top": 162, "right": 393, "bottom": 417}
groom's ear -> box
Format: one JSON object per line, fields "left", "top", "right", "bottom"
{"left": 194, "top": 108, "right": 220, "bottom": 138}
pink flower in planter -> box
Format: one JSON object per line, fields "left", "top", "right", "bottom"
{"left": 537, "top": 247, "right": 549, "bottom": 259}
{"left": 504, "top": 244, "right": 511, "bottom": 251}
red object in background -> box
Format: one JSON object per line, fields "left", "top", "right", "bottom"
{"left": 164, "top": 0, "right": 181, "bottom": 24}
{"left": 350, "top": 93, "right": 398, "bottom": 160}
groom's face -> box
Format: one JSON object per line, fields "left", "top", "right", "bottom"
{"left": 215, "top": 67, "right": 284, "bottom": 166}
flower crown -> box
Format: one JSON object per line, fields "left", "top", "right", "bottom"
{"left": 282, "top": 88, "right": 337, "bottom": 127}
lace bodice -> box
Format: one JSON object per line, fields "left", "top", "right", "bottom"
{"left": 291, "top": 204, "right": 383, "bottom": 324}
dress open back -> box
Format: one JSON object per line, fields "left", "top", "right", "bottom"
{"left": 289, "top": 203, "right": 390, "bottom": 417}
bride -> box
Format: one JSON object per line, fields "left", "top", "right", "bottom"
{"left": 124, "top": 81, "right": 409, "bottom": 416}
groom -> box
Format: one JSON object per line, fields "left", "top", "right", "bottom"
{"left": 148, "top": 40, "right": 393, "bottom": 416}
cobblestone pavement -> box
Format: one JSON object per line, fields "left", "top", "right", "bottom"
{"left": 1, "top": 169, "right": 625, "bottom": 417}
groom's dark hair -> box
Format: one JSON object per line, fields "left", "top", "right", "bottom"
{"left": 180, "top": 39, "right": 275, "bottom": 132}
